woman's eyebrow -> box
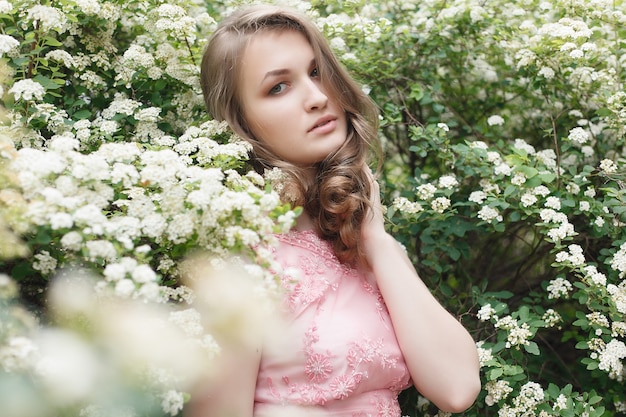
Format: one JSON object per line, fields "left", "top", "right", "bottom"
{"left": 262, "top": 68, "right": 290, "bottom": 83}
{"left": 261, "top": 59, "right": 316, "bottom": 84}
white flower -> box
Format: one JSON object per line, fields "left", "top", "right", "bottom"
{"left": 514, "top": 139, "right": 536, "bottom": 155}
{"left": 0, "top": 1, "right": 13, "bottom": 14}
{"left": 35, "top": 329, "right": 100, "bottom": 403}
{"left": 544, "top": 196, "right": 561, "bottom": 210}
{"left": 511, "top": 172, "right": 526, "bottom": 186}
{"left": 538, "top": 66, "right": 555, "bottom": 79}
{"left": 607, "top": 283, "right": 626, "bottom": 314}
{"left": 536, "top": 149, "right": 557, "bottom": 169}
{"left": 9, "top": 79, "right": 46, "bottom": 101}
{"left": 75, "top": 0, "right": 101, "bottom": 15}
{"left": 26, "top": 5, "right": 68, "bottom": 33}
{"left": 45, "top": 50, "right": 76, "bottom": 68}
{"left": 470, "top": 141, "right": 488, "bottom": 150}
{"left": 33, "top": 250, "right": 58, "bottom": 275}
{"left": 533, "top": 185, "right": 551, "bottom": 197}
{"left": 431, "top": 197, "right": 451, "bottom": 213}
{"left": 477, "top": 206, "right": 502, "bottom": 222}
{"left": 569, "top": 49, "right": 584, "bottom": 59}
{"left": 487, "top": 115, "right": 505, "bottom": 126}
{"left": 0, "top": 34, "right": 19, "bottom": 56}
{"left": 0, "top": 336, "right": 38, "bottom": 372}
{"left": 611, "top": 242, "right": 626, "bottom": 278}
{"left": 494, "top": 162, "right": 511, "bottom": 176}
{"left": 557, "top": 244, "right": 585, "bottom": 266}
{"left": 393, "top": 197, "right": 424, "bottom": 214}
{"left": 566, "top": 182, "right": 580, "bottom": 194}
{"left": 169, "top": 308, "right": 204, "bottom": 337}
{"left": 485, "top": 380, "right": 513, "bottom": 406}
{"left": 487, "top": 151, "right": 502, "bottom": 163}
{"left": 599, "top": 159, "right": 617, "bottom": 174}
{"left": 547, "top": 277, "right": 572, "bottom": 299}
{"left": 330, "top": 37, "right": 346, "bottom": 51}
{"left": 521, "top": 193, "right": 538, "bottom": 207}
{"left": 477, "top": 304, "right": 497, "bottom": 321}
{"left": 584, "top": 265, "right": 607, "bottom": 286}
{"left": 115, "top": 279, "right": 136, "bottom": 298}
{"left": 437, "top": 122, "right": 450, "bottom": 132}
{"left": 160, "top": 390, "right": 185, "bottom": 416}
{"left": 513, "top": 381, "right": 545, "bottom": 410}
{"left": 469, "top": 191, "right": 487, "bottom": 204}
{"left": 567, "top": 127, "right": 590, "bottom": 144}
{"left": 85, "top": 240, "right": 117, "bottom": 262}
{"left": 542, "top": 309, "right": 562, "bottom": 328}
{"left": 476, "top": 342, "right": 493, "bottom": 367}
{"left": 438, "top": 175, "right": 458, "bottom": 189}
{"left": 131, "top": 264, "right": 157, "bottom": 283}
{"left": 60, "top": 231, "right": 83, "bottom": 251}
{"left": 416, "top": 184, "right": 437, "bottom": 200}
{"left": 597, "top": 339, "right": 626, "bottom": 380}
{"left": 495, "top": 316, "right": 532, "bottom": 349}
{"left": 581, "top": 146, "right": 594, "bottom": 157}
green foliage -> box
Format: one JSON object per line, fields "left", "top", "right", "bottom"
{"left": 0, "top": 0, "right": 625, "bottom": 416}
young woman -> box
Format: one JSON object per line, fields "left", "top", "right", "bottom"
{"left": 195, "top": 4, "right": 481, "bottom": 417}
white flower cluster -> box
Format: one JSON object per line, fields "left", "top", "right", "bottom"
{"left": 567, "top": 127, "right": 590, "bottom": 145}
{"left": 498, "top": 382, "right": 546, "bottom": 417}
{"left": 431, "top": 197, "right": 451, "bottom": 214}
{"left": 607, "top": 281, "right": 626, "bottom": 315}
{"left": 469, "top": 190, "right": 487, "bottom": 204}
{"left": 477, "top": 206, "right": 502, "bottom": 223}
{"left": 599, "top": 159, "right": 618, "bottom": 174}
{"left": 583, "top": 265, "right": 607, "bottom": 286}
{"left": 538, "top": 18, "right": 593, "bottom": 40}
{"left": 485, "top": 380, "right": 513, "bottom": 406}
{"left": 8, "top": 79, "right": 46, "bottom": 102}
{"left": 25, "top": 5, "right": 68, "bottom": 33}
{"left": 477, "top": 303, "right": 497, "bottom": 321}
{"left": 595, "top": 339, "right": 626, "bottom": 381}
{"left": 494, "top": 315, "right": 533, "bottom": 349}
{"left": 416, "top": 183, "right": 437, "bottom": 200}
{"left": 554, "top": 244, "right": 585, "bottom": 266}
{"left": 0, "top": 34, "right": 19, "bottom": 57}
{"left": 547, "top": 277, "right": 573, "bottom": 299}
{"left": 487, "top": 115, "right": 505, "bottom": 126}
{"left": 611, "top": 242, "right": 626, "bottom": 278}
{"left": 9, "top": 121, "right": 292, "bottom": 300}
{"left": 476, "top": 341, "right": 494, "bottom": 367}
{"left": 539, "top": 208, "right": 576, "bottom": 243}
{"left": 392, "top": 196, "right": 424, "bottom": 215}
{"left": 542, "top": 309, "right": 562, "bottom": 328}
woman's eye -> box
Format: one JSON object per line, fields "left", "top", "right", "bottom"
{"left": 310, "top": 67, "right": 319, "bottom": 78}
{"left": 269, "top": 82, "right": 287, "bottom": 95}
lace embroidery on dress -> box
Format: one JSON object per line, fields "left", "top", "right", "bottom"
{"left": 254, "top": 229, "right": 411, "bottom": 416}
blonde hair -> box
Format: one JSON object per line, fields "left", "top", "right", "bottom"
{"left": 200, "top": 4, "right": 382, "bottom": 266}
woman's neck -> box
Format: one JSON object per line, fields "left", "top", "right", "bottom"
{"left": 294, "top": 211, "right": 316, "bottom": 232}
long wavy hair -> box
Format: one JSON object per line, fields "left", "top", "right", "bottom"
{"left": 200, "top": 5, "right": 382, "bottom": 266}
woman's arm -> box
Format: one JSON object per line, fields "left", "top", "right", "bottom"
{"left": 185, "top": 341, "right": 261, "bottom": 417}
{"left": 361, "top": 175, "right": 481, "bottom": 413}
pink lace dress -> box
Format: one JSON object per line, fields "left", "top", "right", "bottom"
{"left": 254, "top": 230, "right": 411, "bottom": 417}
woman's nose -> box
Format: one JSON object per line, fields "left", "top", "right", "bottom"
{"left": 304, "top": 79, "right": 328, "bottom": 111}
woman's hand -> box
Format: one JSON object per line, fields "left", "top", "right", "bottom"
{"left": 360, "top": 168, "right": 390, "bottom": 260}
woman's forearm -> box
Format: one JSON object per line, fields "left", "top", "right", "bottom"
{"left": 367, "top": 233, "right": 481, "bottom": 412}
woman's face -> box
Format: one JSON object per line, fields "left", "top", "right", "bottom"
{"left": 239, "top": 30, "right": 348, "bottom": 166}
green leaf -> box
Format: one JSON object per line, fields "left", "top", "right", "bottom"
{"left": 524, "top": 341, "right": 540, "bottom": 355}
{"left": 488, "top": 367, "right": 503, "bottom": 380}
{"left": 43, "top": 36, "right": 63, "bottom": 47}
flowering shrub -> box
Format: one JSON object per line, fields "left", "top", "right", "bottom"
{"left": 1, "top": 0, "right": 625, "bottom": 416}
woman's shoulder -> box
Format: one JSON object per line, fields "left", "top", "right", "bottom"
{"left": 275, "top": 229, "right": 334, "bottom": 259}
